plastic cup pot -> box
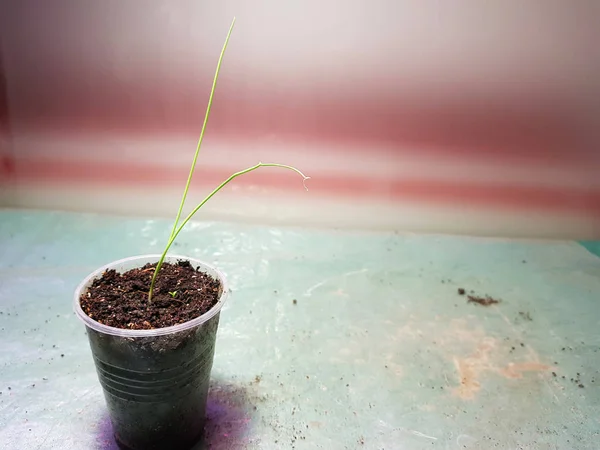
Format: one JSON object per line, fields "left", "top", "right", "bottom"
{"left": 74, "top": 255, "right": 228, "bottom": 450}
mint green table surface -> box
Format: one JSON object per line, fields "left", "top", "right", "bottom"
{"left": 0, "top": 209, "right": 598, "bottom": 449}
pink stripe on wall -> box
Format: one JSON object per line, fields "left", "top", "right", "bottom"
{"left": 8, "top": 81, "right": 596, "bottom": 167}
{"left": 15, "top": 158, "right": 600, "bottom": 216}
{"left": 0, "top": 43, "right": 15, "bottom": 181}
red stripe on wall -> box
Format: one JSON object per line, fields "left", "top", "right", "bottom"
{"left": 10, "top": 78, "right": 598, "bottom": 167}
{"left": 0, "top": 46, "right": 8, "bottom": 131}
{"left": 0, "top": 45, "right": 16, "bottom": 180}
{"left": 15, "top": 158, "right": 600, "bottom": 216}
{"left": 1, "top": 155, "right": 15, "bottom": 178}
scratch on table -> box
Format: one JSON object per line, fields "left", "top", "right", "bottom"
{"left": 304, "top": 280, "right": 327, "bottom": 296}
{"left": 443, "top": 371, "right": 451, "bottom": 388}
{"left": 0, "top": 401, "right": 22, "bottom": 425}
{"left": 303, "top": 269, "right": 367, "bottom": 297}
{"left": 0, "top": 399, "right": 19, "bottom": 414}
{"left": 36, "top": 424, "right": 56, "bottom": 450}
{"left": 411, "top": 429, "right": 437, "bottom": 440}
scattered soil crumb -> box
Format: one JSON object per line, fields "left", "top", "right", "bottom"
{"left": 467, "top": 295, "right": 500, "bottom": 306}
{"left": 458, "top": 288, "right": 465, "bottom": 295}
{"left": 254, "top": 375, "right": 262, "bottom": 384}
{"left": 519, "top": 311, "right": 533, "bottom": 321}
{"left": 292, "top": 299, "right": 297, "bottom": 305}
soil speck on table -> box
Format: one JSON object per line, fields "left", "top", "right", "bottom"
{"left": 292, "top": 299, "right": 297, "bottom": 305}
{"left": 458, "top": 288, "right": 466, "bottom": 295}
{"left": 519, "top": 311, "right": 533, "bottom": 321}
{"left": 467, "top": 295, "right": 500, "bottom": 306}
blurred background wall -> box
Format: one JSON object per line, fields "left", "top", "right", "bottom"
{"left": 1, "top": 0, "right": 599, "bottom": 238}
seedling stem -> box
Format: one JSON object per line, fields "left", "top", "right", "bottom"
{"left": 148, "top": 18, "right": 309, "bottom": 301}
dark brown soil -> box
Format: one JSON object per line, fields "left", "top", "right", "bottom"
{"left": 467, "top": 295, "right": 500, "bottom": 306}
{"left": 80, "top": 260, "right": 221, "bottom": 330}
{"left": 457, "top": 288, "right": 465, "bottom": 295}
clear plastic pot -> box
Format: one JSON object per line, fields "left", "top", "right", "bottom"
{"left": 74, "top": 255, "right": 229, "bottom": 450}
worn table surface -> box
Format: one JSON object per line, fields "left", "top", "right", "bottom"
{"left": 0, "top": 209, "right": 599, "bottom": 450}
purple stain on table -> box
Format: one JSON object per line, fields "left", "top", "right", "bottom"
{"left": 193, "top": 380, "right": 256, "bottom": 450}
{"left": 95, "top": 380, "right": 254, "bottom": 450}
{"left": 96, "top": 415, "right": 120, "bottom": 450}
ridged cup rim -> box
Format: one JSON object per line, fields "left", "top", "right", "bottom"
{"left": 73, "top": 254, "right": 229, "bottom": 337}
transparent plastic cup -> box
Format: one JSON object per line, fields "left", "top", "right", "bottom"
{"left": 74, "top": 255, "right": 229, "bottom": 450}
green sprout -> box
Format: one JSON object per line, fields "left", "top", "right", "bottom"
{"left": 148, "top": 17, "right": 310, "bottom": 301}
{"left": 168, "top": 291, "right": 178, "bottom": 298}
